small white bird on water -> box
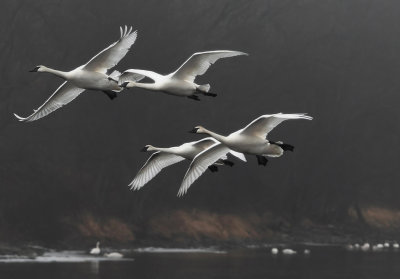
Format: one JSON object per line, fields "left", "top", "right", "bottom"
{"left": 119, "top": 50, "right": 247, "bottom": 100}
{"left": 361, "top": 243, "right": 370, "bottom": 251}
{"left": 393, "top": 243, "right": 399, "bottom": 249}
{"left": 104, "top": 252, "right": 123, "bottom": 258}
{"left": 14, "top": 26, "right": 138, "bottom": 122}
{"left": 282, "top": 249, "right": 297, "bottom": 255}
{"left": 271, "top": 248, "right": 279, "bottom": 254}
{"left": 177, "top": 113, "right": 313, "bottom": 196}
{"left": 90, "top": 241, "right": 101, "bottom": 255}
{"left": 129, "top": 137, "right": 246, "bottom": 190}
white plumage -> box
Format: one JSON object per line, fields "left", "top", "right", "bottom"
{"left": 119, "top": 50, "right": 247, "bottom": 100}
{"left": 90, "top": 241, "right": 101, "bottom": 255}
{"left": 178, "top": 113, "right": 312, "bottom": 196}
{"left": 129, "top": 138, "right": 243, "bottom": 191}
{"left": 14, "top": 26, "right": 137, "bottom": 122}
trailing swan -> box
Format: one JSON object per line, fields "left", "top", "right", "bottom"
{"left": 119, "top": 50, "right": 247, "bottom": 100}
{"left": 129, "top": 137, "right": 246, "bottom": 190}
{"left": 14, "top": 26, "right": 137, "bottom": 122}
{"left": 177, "top": 113, "right": 312, "bottom": 196}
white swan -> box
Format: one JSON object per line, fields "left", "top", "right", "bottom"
{"left": 282, "top": 249, "right": 297, "bottom": 255}
{"left": 104, "top": 252, "right": 123, "bottom": 258}
{"left": 129, "top": 137, "right": 246, "bottom": 190}
{"left": 119, "top": 50, "right": 247, "bottom": 100}
{"left": 90, "top": 241, "right": 101, "bottom": 255}
{"left": 177, "top": 113, "right": 312, "bottom": 196}
{"left": 14, "top": 26, "right": 138, "bottom": 122}
{"left": 271, "top": 248, "right": 279, "bottom": 254}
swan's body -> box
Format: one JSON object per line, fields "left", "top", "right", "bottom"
{"left": 177, "top": 113, "right": 312, "bottom": 196}
{"left": 14, "top": 26, "right": 137, "bottom": 122}
{"left": 90, "top": 241, "right": 101, "bottom": 255}
{"left": 104, "top": 252, "right": 123, "bottom": 258}
{"left": 129, "top": 137, "right": 245, "bottom": 190}
{"left": 282, "top": 249, "right": 297, "bottom": 255}
{"left": 119, "top": 50, "right": 247, "bottom": 100}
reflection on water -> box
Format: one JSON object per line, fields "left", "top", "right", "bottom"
{"left": 1, "top": 246, "right": 400, "bottom": 279}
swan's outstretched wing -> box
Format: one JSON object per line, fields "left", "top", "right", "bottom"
{"left": 14, "top": 82, "right": 85, "bottom": 122}
{"left": 84, "top": 26, "right": 137, "bottom": 73}
{"left": 178, "top": 143, "right": 246, "bottom": 196}
{"left": 129, "top": 152, "right": 185, "bottom": 190}
{"left": 171, "top": 50, "right": 248, "bottom": 82}
{"left": 240, "top": 113, "right": 313, "bottom": 139}
{"left": 118, "top": 69, "right": 160, "bottom": 85}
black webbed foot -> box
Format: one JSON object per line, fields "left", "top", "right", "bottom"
{"left": 222, "top": 160, "right": 234, "bottom": 167}
{"left": 204, "top": 92, "right": 217, "bottom": 97}
{"left": 188, "top": 95, "right": 201, "bottom": 101}
{"left": 102, "top": 90, "right": 117, "bottom": 100}
{"left": 256, "top": 155, "right": 268, "bottom": 166}
{"left": 208, "top": 165, "right": 219, "bottom": 172}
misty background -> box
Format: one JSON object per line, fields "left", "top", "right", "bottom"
{"left": 1, "top": 0, "right": 399, "bottom": 244}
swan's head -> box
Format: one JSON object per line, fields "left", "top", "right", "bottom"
{"left": 29, "top": 65, "right": 45, "bottom": 72}
{"left": 189, "top": 126, "right": 206, "bottom": 134}
{"left": 141, "top": 145, "right": 155, "bottom": 152}
{"left": 96, "top": 241, "right": 100, "bottom": 247}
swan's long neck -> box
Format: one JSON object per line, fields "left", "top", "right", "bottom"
{"left": 150, "top": 146, "right": 178, "bottom": 154}
{"left": 201, "top": 128, "right": 228, "bottom": 144}
{"left": 127, "top": 82, "right": 157, "bottom": 90}
{"left": 42, "top": 66, "right": 69, "bottom": 80}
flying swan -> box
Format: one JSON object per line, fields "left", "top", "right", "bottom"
{"left": 14, "top": 26, "right": 138, "bottom": 122}
{"left": 129, "top": 137, "right": 246, "bottom": 190}
{"left": 119, "top": 50, "right": 248, "bottom": 100}
{"left": 178, "top": 113, "right": 313, "bottom": 196}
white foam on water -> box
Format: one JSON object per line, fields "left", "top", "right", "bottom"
{"left": 0, "top": 251, "right": 133, "bottom": 263}
{"left": 134, "top": 247, "right": 226, "bottom": 254}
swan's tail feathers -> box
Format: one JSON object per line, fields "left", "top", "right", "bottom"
{"left": 197, "top": 84, "right": 210, "bottom": 93}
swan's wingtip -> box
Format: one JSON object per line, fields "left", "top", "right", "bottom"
{"left": 13, "top": 113, "right": 25, "bottom": 121}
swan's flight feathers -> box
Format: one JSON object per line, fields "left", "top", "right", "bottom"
{"left": 84, "top": 26, "right": 137, "bottom": 73}
{"left": 172, "top": 50, "right": 248, "bottom": 83}
{"left": 240, "top": 113, "right": 313, "bottom": 139}
{"left": 14, "top": 82, "right": 85, "bottom": 122}
{"left": 178, "top": 143, "right": 231, "bottom": 197}
{"left": 129, "top": 152, "right": 185, "bottom": 190}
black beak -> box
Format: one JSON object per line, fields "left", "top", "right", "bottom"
{"left": 120, "top": 82, "right": 130, "bottom": 88}
{"left": 189, "top": 128, "right": 198, "bottom": 133}
{"left": 140, "top": 146, "right": 148, "bottom": 152}
{"left": 29, "top": 66, "right": 40, "bottom": 72}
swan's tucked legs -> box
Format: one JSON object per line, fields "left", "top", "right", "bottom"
{"left": 222, "top": 160, "right": 234, "bottom": 167}
{"left": 102, "top": 90, "right": 117, "bottom": 100}
{"left": 208, "top": 165, "right": 219, "bottom": 172}
{"left": 256, "top": 155, "right": 268, "bottom": 166}
{"left": 187, "top": 95, "right": 201, "bottom": 101}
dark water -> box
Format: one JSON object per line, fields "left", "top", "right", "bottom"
{"left": 1, "top": 246, "right": 400, "bottom": 279}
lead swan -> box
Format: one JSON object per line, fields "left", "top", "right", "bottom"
{"left": 178, "top": 113, "right": 313, "bottom": 196}
{"left": 119, "top": 50, "right": 247, "bottom": 100}
{"left": 129, "top": 137, "right": 246, "bottom": 190}
{"left": 14, "top": 26, "right": 138, "bottom": 122}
